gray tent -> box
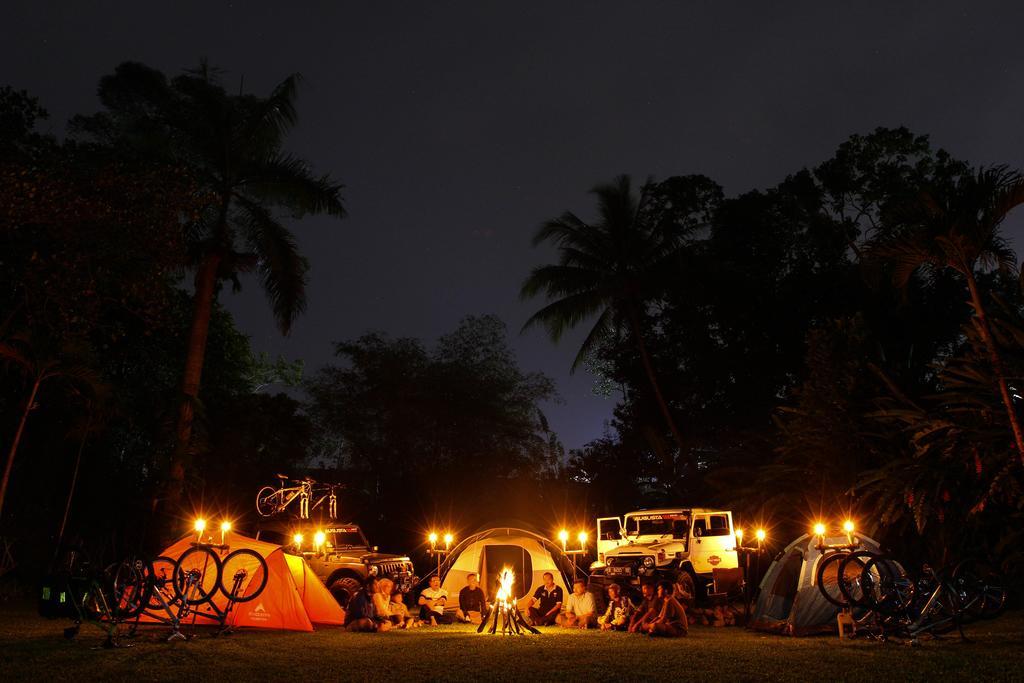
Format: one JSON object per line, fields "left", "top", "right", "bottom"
{"left": 750, "top": 532, "right": 885, "bottom": 636}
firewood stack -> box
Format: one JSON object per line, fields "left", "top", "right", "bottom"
{"left": 687, "top": 605, "right": 741, "bottom": 627}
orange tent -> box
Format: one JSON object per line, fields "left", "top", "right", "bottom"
{"left": 142, "top": 531, "right": 344, "bottom": 631}
{"left": 284, "top": 554, "right": 346, "bottom": 626}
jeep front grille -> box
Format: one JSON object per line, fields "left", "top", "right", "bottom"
{"left": 376, "top": 561, "right": 410, "bottom": 576}
{"left": 606, "top": 556, "right": 640, "bottom": 568}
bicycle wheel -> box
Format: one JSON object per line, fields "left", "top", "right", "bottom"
{"left": 256, "top": 486, "right": 279, "bottom": 516}
{"left": 815, "top": 551, "right": 851, "bottom": 607}
{"left": 107, "top": 557, "right": 150, "bottom": 619}
{"left": 219, "top": 549, "right": 269, "bottom": 603}
{"left": 837, "top": 550, "right": 876, "bottom": 608}
{"left": 172, "top": 546, "right": 223, "bottom": 606}
{"left": 862, "top": 554, "right": 915, "bottom": 615}
{"left": 147, "top": 555, "right": 182, "bottom": 610}
{"left": 952, "top": 558, "right": 1007, "bottom": 620}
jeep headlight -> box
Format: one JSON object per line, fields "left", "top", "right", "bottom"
{"left": 368, "top": 565, "right": 379, "bottom": 576}
{"left": 642, "top": 556, "right": 655, "bottom": 568}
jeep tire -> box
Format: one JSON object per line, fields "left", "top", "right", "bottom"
{"left": 329, "top": 576, "right": 362, "bottom": 608}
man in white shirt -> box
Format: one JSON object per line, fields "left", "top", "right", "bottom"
{"left": 559, "top": 579, "right": 596, "bottom": 629}
{"left": 418, "top": 575, "right": 455, "bottom": 625}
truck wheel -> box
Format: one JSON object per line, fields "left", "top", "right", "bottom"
{"left": 329, "top": 576, "right": 361, "bottom": 608}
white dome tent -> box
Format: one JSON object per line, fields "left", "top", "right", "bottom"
{"left": 750, "top": 532, "right": 889, "bottom": 636}
{"left": 437, "top": 526, "right": 575, "bottom": 611}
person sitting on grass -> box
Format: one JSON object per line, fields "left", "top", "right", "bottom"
{"left": 598, "top": 583, "right": 634, "bottom": 631}
{"left": 419, "top": 575, "right": 455, "bottom": 625}
{"left": 646, "top": 580, "right": 688, "bottom": 637}
{"left": 559, "top": 579, "right": 597, "bottom": 629}
{"left": 345, "top": 576, "right": 384, "bottom": 632}
{"left": 526, "top": 572, "right": 563, "bottom": 626}
{"left": 389, "top": 589, "right": 418, "bottom": 629}
{"left": 627, "top": 582, "right": 661, "bottom": 634}
{"left": 370, "top": 578, "right": 394, "bottom": 632}
{"left": 456, "top": 572, "right": 488, "bottom": 624}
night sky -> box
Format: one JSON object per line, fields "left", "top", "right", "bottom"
{"left": 6, "top": 2, "right": 1024, "bottom": 450}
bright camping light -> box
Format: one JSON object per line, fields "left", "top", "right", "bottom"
{"left": 735, "top": 528, "right": 744, "bottom": 544}
{"left": 293, "top": 533, "right": 304, "bottom": 548}
{"left": 443, "top": 533, "right": 453, "bottom": 548}
{"left": 314, "top": 530, "right": 326, "bottom": 548}
{"left": 843, "top": 520, "right": 855, "bottom": 534}
{"left": 428, "top": 532, "right": 438, "bottom": 548}
{"left": 194, "top": 518, "right": 206, "bottom": 533}
{"left": 755, "top": 528, "right": 766, "bottom": 542}
{"left": 558, "top": 529, "right": 569, "bottom": 543}
{"left": 813, "top": 522, "right": 826, "bottom": 537}
{"left": 220, "top": 521, "right": 231, "bottom": 533}
{"left": 577, "top": 531, "right": 588, "bottom": 546}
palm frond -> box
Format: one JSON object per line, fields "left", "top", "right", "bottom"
{"left": 235, "top": 197, "right": 309, "bottom": 334}
{"left": 571, "top": 307, "right": 615, "bottom": 372}
{"left": 247, "top": 73, "right": 302, "bottom": 145}
{"left": 520, "top": 290, "right": 610, "bottom": 342}
{"left": 242, "top": 152, "right": 346, "bottom": 218}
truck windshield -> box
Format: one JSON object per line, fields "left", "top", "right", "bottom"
{"left": 632, "top": 518, "right": 684, "bottom": 536}
{"left": 330, "top": 530, "right": 367, "bottom": 547}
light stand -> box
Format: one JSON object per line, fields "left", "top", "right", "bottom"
{"left": 734, "top": 529, "right": 768, "bottom": 626}
{"left": 427, "top": 532, "right": 453, "bottom": 579}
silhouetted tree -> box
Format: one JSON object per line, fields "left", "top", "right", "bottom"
{"left": 521, "top": 174, "right": 720, "bottom": 483}
{"left": 71, "top": 61, "right": 346, "bottom": 520}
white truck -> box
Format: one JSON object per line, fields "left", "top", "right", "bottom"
{"left": 588, "top": 508, "right": 739, "bottom": 597}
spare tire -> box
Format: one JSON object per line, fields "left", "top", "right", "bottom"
{"left": 329, "top": 575, "right": 361, "bottom": 608}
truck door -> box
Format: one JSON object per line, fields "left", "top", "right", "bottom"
{"left": 596, "top": 516, "right": 623, "bottom": 563}
{"left": 689, "top": 512, "right": 736, "bottom": 574}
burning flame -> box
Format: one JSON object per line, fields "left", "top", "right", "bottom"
{"left": 495, "top": 566, "right": 515, "bottom": 606}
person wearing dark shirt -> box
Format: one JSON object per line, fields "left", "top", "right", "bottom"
{"left": 526, "top": 572, "right": 563, "bottom": 626}
{"left": 345, "top": 577, "right": 381, "bottom": 632}
{"left": 647, "top": 580, "right": 688, "bottom": 637}
{"left": 457, "top": 572, "right": 488, "bottom": 624}
{"left": 628, "top": 582, "right": 662, "bottom": 634}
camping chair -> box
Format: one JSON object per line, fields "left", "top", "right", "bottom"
{"left": 707, "top": 567, "right": 744, "bottom": 606}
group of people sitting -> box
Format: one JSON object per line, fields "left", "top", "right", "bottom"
{"left": 341, "top": 573, "right": 491, "bottom": 631}
{"left": 525, "top": 572, "right": 691, "bottom": 637}
{"left": 343, "top": 570, "right": 694, "bottom": 638}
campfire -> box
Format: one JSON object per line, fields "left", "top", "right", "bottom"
{"left": 478, "top": 566, "right": 540, "bottom": 635}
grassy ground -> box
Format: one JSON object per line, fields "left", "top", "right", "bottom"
{"left": 2, "top": 603, "right": 1023, "bottom": 682}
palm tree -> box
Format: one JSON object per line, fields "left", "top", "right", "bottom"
{"left": 75, "top": 62, "right": 346, "bottom": 514}
{"left": 0, "top": 330, "right": 102, "bottom": 518}
{"left": 521, "top": 175, "right": 693, "bottom": 478}
{"left": 56, "top": 400, "right": 108, "bottom": 551}
{"left": 869, "top": 165, "right": 1024, "bottom": 465}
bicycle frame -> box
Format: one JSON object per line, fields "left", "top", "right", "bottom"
{"left": 904, "top": 569, "right": 964, "bottom": 640}
{"left": 269, "top": 480, "right": 312, "bottom": 518}
{"left": 176, "top": 544, "right": 257, "bottom": 635}
{"left": 309, "top": 487, "right": 338, "bottom": 519}
{"left": 65, "top": 574, "right": 128, "bottom": 647}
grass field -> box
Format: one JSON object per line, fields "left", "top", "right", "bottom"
{"left": 2, "top": 603, "right": 1023, "bottom": 682}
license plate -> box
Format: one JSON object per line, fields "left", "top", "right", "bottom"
{"left": 606, "top": 566, "right": 632, "bottom": 577}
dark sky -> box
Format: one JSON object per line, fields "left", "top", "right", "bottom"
{"left": 6, "top": 2, "right": 1024, "bottom": 450}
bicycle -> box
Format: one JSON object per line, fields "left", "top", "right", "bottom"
{"left": 170, "top": 541, "right": 269, "bottom": 634}
{"left": 838, "top": 552, "right": 977, "bottom": 644}
{"left": 950, "top": 558, "right": 1008, "bottom": 621}
{"left": 309, "top": 483, "right": 341, "bottom": 520}
{"left": 40, "top": 549, "right": 142, "bottom": 648}
{"left": 256, "top": 474, "right": 315, "bottom": 518}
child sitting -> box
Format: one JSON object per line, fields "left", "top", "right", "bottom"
{"left": 389, "top": 591, "right": 418, "bottom": 628}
